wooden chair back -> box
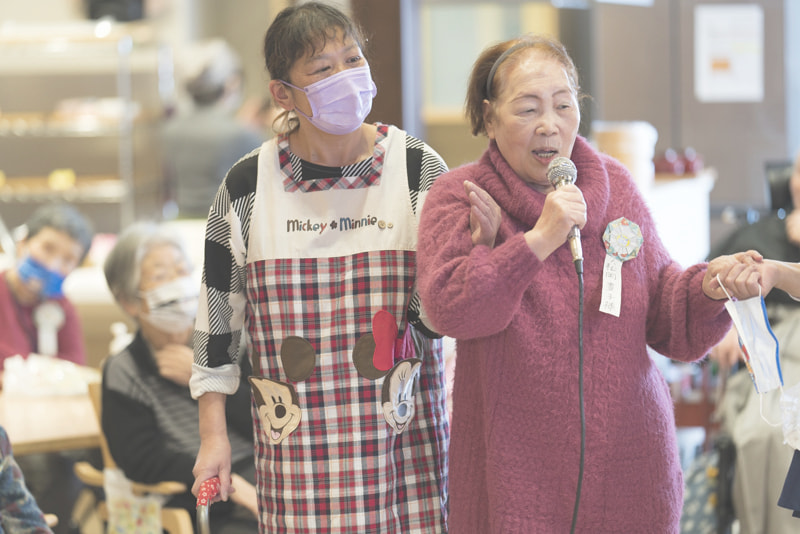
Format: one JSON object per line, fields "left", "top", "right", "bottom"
{"left": 87, "top": 380, "right": 117, "bottom": 470}
{"left": 74, "top": 376, "right": 192, "bottom": 534}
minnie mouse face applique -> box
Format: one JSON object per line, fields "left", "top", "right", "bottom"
{"left": 352, "top": 310, "right": 422, "bottom": 434}
{"left": 250, "top": 310, "right": 423, "bottom": 444}
{"left": 381, "top": 358, "right": 421, "bottom": 434}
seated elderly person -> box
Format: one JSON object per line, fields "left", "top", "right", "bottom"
{"left": 102, "top": 222, "right": 257, "bottom": 531}
{"left": 0, "top": 205, "right": 94, "bottom": 532}
{"left": 0, "top": 204, "right": 94, "bottom": 375}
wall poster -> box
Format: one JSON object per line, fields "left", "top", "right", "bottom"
{"left": 694, "top": 3, "right": 764, "bottom": 103}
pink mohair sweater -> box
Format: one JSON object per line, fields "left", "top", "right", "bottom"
{"left": 417, "top": 136, "right": 731, "bottom": 533}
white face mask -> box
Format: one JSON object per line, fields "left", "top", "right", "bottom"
{"left": 139, "top": 276, "right": 199, "bottom": 334}
{"left": 718, "top": 277, "right": 800, "bottom": 445}
{"left": 722, "top": 290, "right": 783, "bottom": 394}
{"left": 780, "top": 381, "right": 800, "bottom": 449}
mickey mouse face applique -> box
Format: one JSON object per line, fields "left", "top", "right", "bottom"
{"left": 249, "top": 376, "right": 302, "bottom": 445}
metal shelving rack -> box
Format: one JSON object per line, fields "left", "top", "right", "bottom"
{"left": 0, "top": 20, "right": 171, "bottom": 233}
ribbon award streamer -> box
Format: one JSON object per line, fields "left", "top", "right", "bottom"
{"left": 600, "top": 217, "right": 643, "bottom": 317}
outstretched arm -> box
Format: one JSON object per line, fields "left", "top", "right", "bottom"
{"left": 759, "top": 259, "right": 800, "bottom": 300}
{"left": 704, "top": 251, "right": 800, "bottom": 301}
{"left": 703, "top": 250, "right": 763, "bottom": 300}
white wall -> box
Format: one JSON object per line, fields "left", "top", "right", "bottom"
{"left": 0, "top": 0, "right": 84, "bottom": 22}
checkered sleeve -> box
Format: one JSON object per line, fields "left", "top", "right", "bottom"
{"left": 405, "top": 134, "right": 448, "bottom": 338}
{"left": 191, "top": 153, "right": 258, "bottom": 398}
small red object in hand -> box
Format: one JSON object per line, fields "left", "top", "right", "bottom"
{"left": 196, "top": 476, "right": 220, "bottom": 507}
{"left": 196, "top": 477, "right": 221, "bottom": 534}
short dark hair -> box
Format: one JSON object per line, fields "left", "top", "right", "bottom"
{"left": 465, "top": 34, "right": 583, "bottom": 137}
{"left": 263, "top": 2, "right": 367, "bottom": 83}
{"left": 263, "top": 2, "right": 368, "bottom": 133}
{"left": 23, "top": 204, "right": 94, "bottom": 261}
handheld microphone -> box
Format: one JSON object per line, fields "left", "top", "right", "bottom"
{"left": 546, "top": 156, "right": 583, "bottom": 274}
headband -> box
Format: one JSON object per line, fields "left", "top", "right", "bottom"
{"left": 485, "top": 41, "right": 532, "bottom": 99}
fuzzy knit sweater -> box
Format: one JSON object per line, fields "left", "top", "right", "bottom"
{"left": 417, "top": 136, "right": 732, "bottom": 533}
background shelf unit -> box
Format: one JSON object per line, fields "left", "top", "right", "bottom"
{"left": 0, "top": 20, "right": 173, "bottom": 234}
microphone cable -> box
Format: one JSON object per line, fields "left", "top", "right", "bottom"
{"left": 546, "top": 156, "right": 585, "bottom": 532}
{"left": 569, "top": 268, "right": 585, "bottom": 534}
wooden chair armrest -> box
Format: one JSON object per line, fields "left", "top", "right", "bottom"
{"left": 73, "top": 461, "right": 188, "bottom": 496}
{"left": 44, "top": 513, "right": 58, "bottom": 528}
{"left": 74, "top": 461, "right": 105, "bottom": 487}
{"left": 130, "top": 479, "right": 187, "bottom": 496}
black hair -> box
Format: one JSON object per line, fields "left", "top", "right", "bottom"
{"left": 23, "top": 204, "right": 94, "bottom": 261}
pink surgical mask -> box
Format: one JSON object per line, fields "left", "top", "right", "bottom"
{"left": 281, "top": 65, "right": 377, "bottom": 135}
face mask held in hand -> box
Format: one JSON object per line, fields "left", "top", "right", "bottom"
{"left": 722, "top": 290, "right": 783, "bottom": 395}
{"left": 281, "top": 65, "right": 377, "bottom": 135}
{"left": 716, "top": 276, "right": 800, "bottom": 438}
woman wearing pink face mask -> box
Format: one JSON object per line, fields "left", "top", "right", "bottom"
{"left": 189, "top": 3, "right": 450, "bottom": 531}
